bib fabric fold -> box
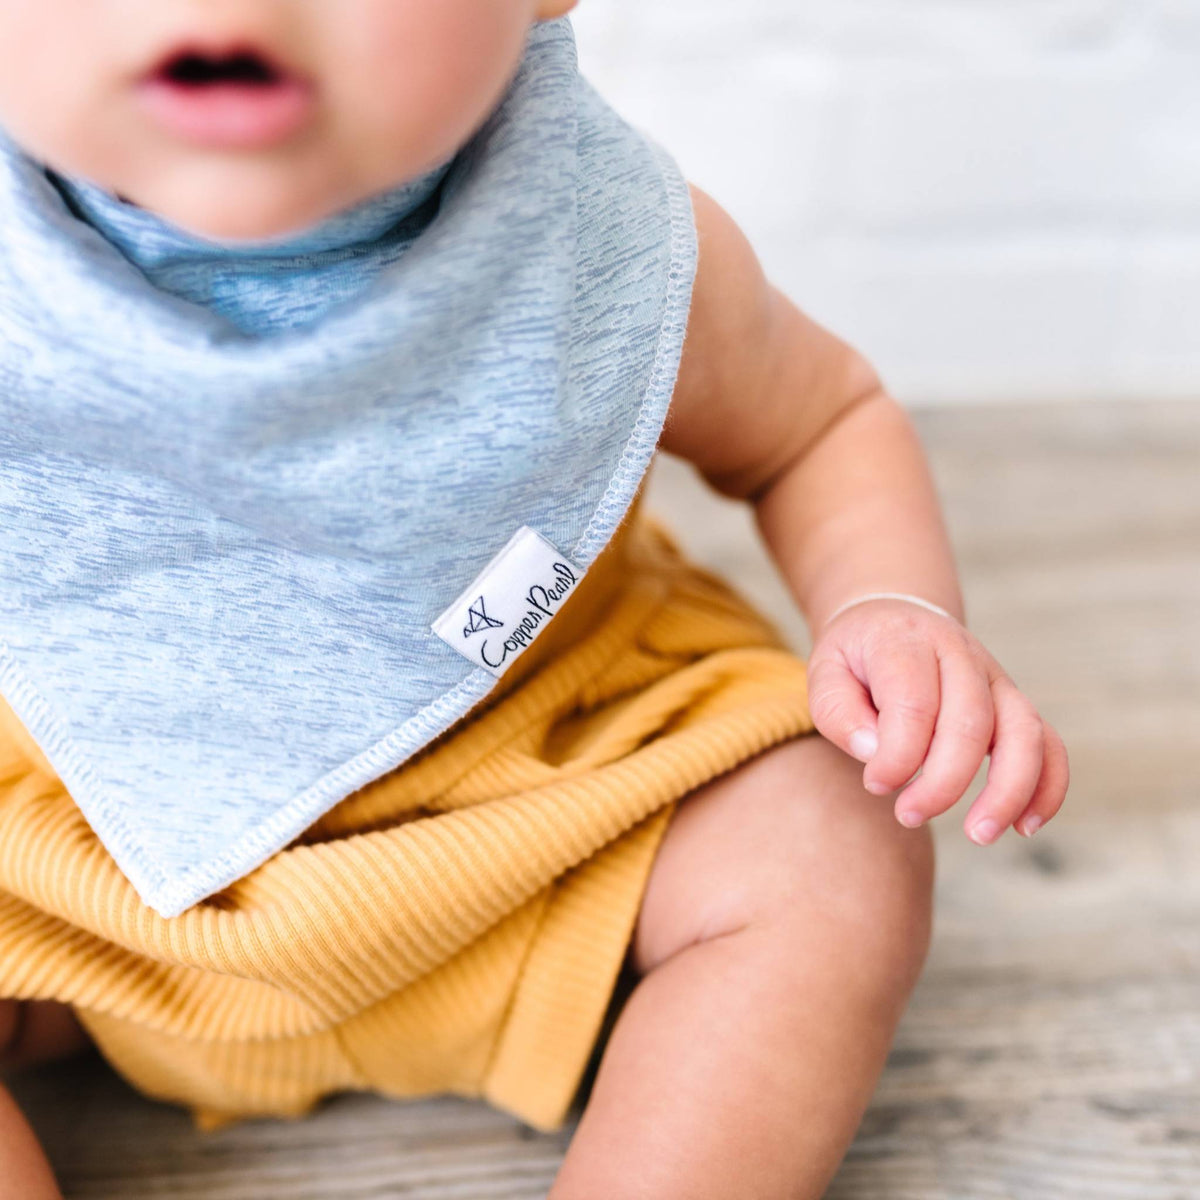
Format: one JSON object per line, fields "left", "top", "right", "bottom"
{"left": 0, "top": 19, "right": 698, "bottom": 916}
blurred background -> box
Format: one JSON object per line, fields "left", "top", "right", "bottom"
{"left": 575, "top": 0, "right": 1199, "bottom": 405}
{"left": 12, "top": 5, "right": 1199, "bottom": 1198}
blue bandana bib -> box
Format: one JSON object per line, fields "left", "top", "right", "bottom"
{"left": 0, "top": 19, "right": 697, "bottom": 916}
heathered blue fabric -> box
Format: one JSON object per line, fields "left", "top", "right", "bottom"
{"left": 0, "top": 19, "right": 698, "bottom": 916}
{"left": 48, "top": 157, "right": 453, "bottom": 337}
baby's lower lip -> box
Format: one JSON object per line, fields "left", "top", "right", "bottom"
{"left": 136, "top": 76, "right": 315, "bottom": 150}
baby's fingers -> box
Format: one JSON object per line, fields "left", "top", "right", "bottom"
{"left": 892, "top": 646, "right": 994, "bottom": 828}
{"left": 806, "top": 655, "right": 882, "bottom": 764}
{"left": 962, "top": 677, "right": 1045, "bottom": 845}
{"left": 861, "top": 642, "right": 941, "bottom": 797}
{"left": 1014, "top": 723, "right": 1070, "bottom": 837}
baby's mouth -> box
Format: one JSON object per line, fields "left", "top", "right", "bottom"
{"left": 159, "top": 48, "right": 287, "bottom": 89}
{"left": 137, "top": 44, "right": 316, "bottom": 150}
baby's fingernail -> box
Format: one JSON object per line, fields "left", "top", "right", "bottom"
{"left": 864, "top": 778, "right": 891, "bottom": 796}
{"left": 1020, "top": 816, "right": 1044, "bottom": 838}
{"left": 849, "top": 728, "right": 878, "bottom": 762}
{"left": 897, "top": 809, "right": 925, "bottom": 829}
{"left": 969, "top": 818, "right": 1002, "bottom": 846}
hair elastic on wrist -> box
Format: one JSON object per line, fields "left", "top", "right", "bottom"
{"left": 823, "top": 591, "right": 956, "bottom": 628}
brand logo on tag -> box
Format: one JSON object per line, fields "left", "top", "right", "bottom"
{"left": 463, "top": 596, "right": 505, "bottom": 638}
{"left": 432, "top": 526, "right": 583, "bottom": 677}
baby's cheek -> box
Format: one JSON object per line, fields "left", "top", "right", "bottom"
{"left": 321, "top": 0, "right": 536, "bottom": 185}
{"left": 0, "top": 4, "right": 128, "bottom": 185}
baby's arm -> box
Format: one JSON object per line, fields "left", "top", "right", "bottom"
{"left": 663, "top": 187, "right": 1068, "bottom": 842}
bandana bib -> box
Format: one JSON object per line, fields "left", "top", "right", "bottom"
{"left": 0, "top": 20, "right": 697, "bottom": 916}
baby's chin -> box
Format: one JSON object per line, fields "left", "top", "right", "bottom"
{"left": 129, "top": 189, "right": 356, "bottom": 244}
{"left": 112, "top": 158, "right": 411, "bottom": 244}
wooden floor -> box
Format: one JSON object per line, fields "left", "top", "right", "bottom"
{"left": 10, "top": 399, "right": 1200, "bottom": 1198}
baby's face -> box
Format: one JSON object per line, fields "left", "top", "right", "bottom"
{"left": 0, "top": 0, "right": 575, "bottom": 240}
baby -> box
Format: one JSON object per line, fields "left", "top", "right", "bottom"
{"left": 0, "top": 3, "right": 1069, "bottom": 1198}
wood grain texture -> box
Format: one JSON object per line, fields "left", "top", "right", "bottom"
{"left": 8, "top": 399, "right": 1200, "bottom": 1198}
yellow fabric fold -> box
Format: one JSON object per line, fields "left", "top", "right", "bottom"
{"left": 0, "top": 503, "right": 811, "bottom": 1131}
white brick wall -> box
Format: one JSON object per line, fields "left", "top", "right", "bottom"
{"left": 572, "top": 1, "right": 1200, "bottom": 405}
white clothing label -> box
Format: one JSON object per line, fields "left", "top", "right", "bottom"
{"left": 432, "top": 526, "right": 584, "bottom": 677}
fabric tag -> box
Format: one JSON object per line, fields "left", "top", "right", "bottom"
{"left": 432, "top": 526, "right": 584, "bottom": 677}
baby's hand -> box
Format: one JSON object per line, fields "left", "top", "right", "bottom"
{"left": 807, "top": 598, "right": 1068, "bottom": 843}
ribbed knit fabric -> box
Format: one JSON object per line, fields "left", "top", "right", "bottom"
{"left": 0, "top": 501, "right": 811, "bottom": 1132}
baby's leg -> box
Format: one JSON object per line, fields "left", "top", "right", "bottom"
{"left": 551, "top": 737, "right": 934, "bottom": 1200}
{"left": 1, "top": 1001, "right": 87, "bottom": 1200}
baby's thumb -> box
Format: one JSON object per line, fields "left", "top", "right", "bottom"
{"left": 806, "top": 655, "right": 880, "bottom": 765}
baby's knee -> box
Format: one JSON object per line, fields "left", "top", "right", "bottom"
{"left": 636, "top": 736, "right": 935, "bottom": 995}
{"left": 763, "top": 814, "right": 933, "bottom": 1016}
{"left": 788, "top": 746, "right": 935, "bottom": 993}
{"left": 831, "top": 821, "right": 934, "bottom": 995}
